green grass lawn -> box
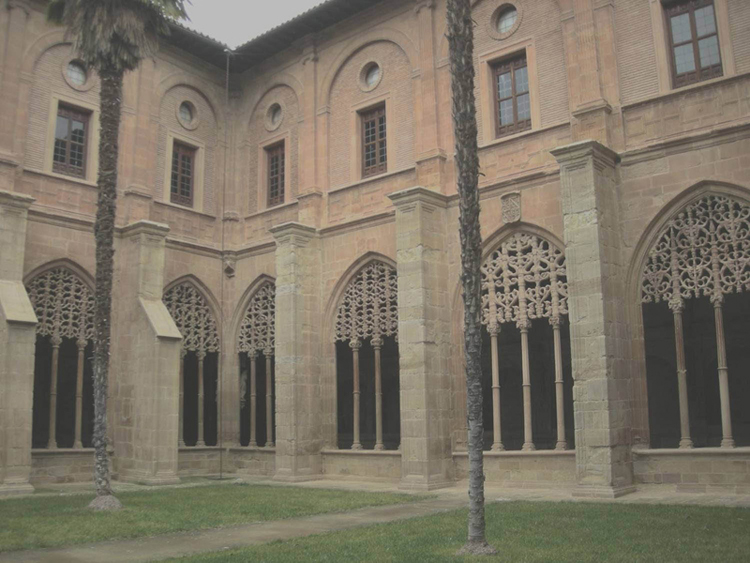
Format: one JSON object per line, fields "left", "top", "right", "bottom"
{"left": 0, "top": 483, "right": 418, "bottom": 552}
{"left": 174, "top": 501, "right": 750, "bottom": 563}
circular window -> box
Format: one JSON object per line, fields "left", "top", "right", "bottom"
{"left": 66, "top": 61, "right": 87, "bottom": 86}
{"left": 270, "top": 104, "right": 282, "bottom": 126}
{"left": 496, "top": 6, "right": 517, "bottom": 34}
{"left": 179, "top": 102, "right": 194, "bottom": 124}
{"left": 359, "top": 62, "right": 383, "bottom": 92}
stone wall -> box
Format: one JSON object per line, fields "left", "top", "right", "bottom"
{"left": 30, "top": 449, "right": 113, "bottom": 485}
{"left": 177, "top": 448, "right": 222, "bottom": 477}
{"left": 453, "top": 451, "right": 576, "bottom": 489}
{"left": 321, "top": 450, "right": 401, "bottom": 482}
{"left": 229, "top": 447, "right": 276, "bottom": 477}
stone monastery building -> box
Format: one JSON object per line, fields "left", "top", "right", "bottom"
{"left": 1, "top": 0, "right": 750, "bottom": 498}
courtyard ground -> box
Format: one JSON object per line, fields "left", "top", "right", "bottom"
{"left": 1, "top": 479, "right": 748, "bottom": 562}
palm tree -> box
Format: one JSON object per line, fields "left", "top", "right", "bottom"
{"left": 446, "top": 0, "right": 497, "bottom": 555}
{"left": 46, "top": 0, "right": 189, "bottom": 511}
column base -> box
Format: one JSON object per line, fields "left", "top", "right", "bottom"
{"left": 249, "top": 442, "right": 257, "bottom": 448}
{"left": 0, "top": 482, "right": 34, "bottom": 497}
{"left": 399, "top": 474, "right": 454, "bottom": 491}
{"left": 266, "top": 442, "right": 275, "bottom": 448}
{"left": 351, "top": 443, "right": 362, "bottom": 451}
{"left": 678, "top": 439, "right": 694, "bottom": 449}
{"left": 374, "top": 444, "right": 385, "bottom": 451}
{"left": 522, "top": 443, "right": 536, "bottom": 451}
{"left": 196, "top": 441, "right": 206, "bottom": 447}
{"left": 74, "top": 441, "right": 83, "bottom": 449}
{"left": 555, "top": 442, "right": 568, "bottom": 451}
{"left": 491, "top": 443, "right": 505, "bottom": 451}
{"left": 572, "top": 484, "right": 636, "bottom": 499}
{"left": 721, "top": 438, "right": 736, "bottom": 448}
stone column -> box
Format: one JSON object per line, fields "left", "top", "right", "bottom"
{"left": 373, "top": 336, "right": 384, "bottom": 451}
{"left": 670, "top": 300, "right": 693, "bottom": 449}
{"left": 264, "top": 349, "right": 274, "bottom": 448}
{"left": 0, "top": 190, "right": 36, "bottom": 496}
{"left": 350, "top": 339, "right": 362, "bottom": 450}
{"left": 388, "top": 187, "right": 452, "bottom": 490}
{"left": 114, "top": 221, "right": 182, "bottom": 485}
{"left": 47, "top": 334, "right": 61, "bottom": 449}
{"left": 711, "top": 294, "right": 734, "bottom": 448}
{"left": 551, "top": 141, "right": 634, "bottom": 498}
{"left": 178, "top": 350, "right": 185, "bottom": 447}
{"left": 73, "top": 339, "right": 86, "bottom": 449}
{"left": 196, "top": 352, "right": 206, "bottom": 447}
{"left": 551, "top": 318, "right": 568, "bottom": 450}
{"left": 489, "top": 326, "right": 504, "bottom": 451}
{"left": 270, "top": 222, "right": 322, "bottom": 481}
{"left": 249, "top": 352, "right": 258, "bottom": 447}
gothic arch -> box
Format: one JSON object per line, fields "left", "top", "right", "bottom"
{"left": 320, "top": 29, "right": 418, "bottom": 108}
{"left": 162, "top": 275, "right": 221, "bottom": 354}
{"left": 229, "top": 274, "right": 276, "bottom": 352}
{"left": 24, "top": 258, "right": 95, "bottom": 293}
{"left": 323, "top": 252, "right": 398, "bottom": 342}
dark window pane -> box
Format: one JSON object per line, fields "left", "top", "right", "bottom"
{"left": 55, "top": 116, "right": 69, "bottom": 140}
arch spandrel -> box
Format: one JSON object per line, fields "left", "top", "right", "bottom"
{"left": 641, "top": 194, "right": 750, "bottom": 306}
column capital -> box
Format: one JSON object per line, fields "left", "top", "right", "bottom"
{"left": 269, "top": 221, "right": 318, "bottom": 246}
{"left": 550, "top": 140, "right": 619, "bottom": 171}
{"left": 388, "top": 186, "right": 450, "bottom": 211}
{"left": 0, "top": 190, "right": 34, "bottom": 211}
{"left": 120, "top": 219, "right": 170, "bottom": 240}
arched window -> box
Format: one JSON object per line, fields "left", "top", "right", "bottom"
{"left": 237, "top": 282, "right": 275, "bottom": 448}
{"left": 163, "top": 282, "right": 220, "bottom": 447}
{"left": 641, "top": 194, "right": 750, "bottom": 448}
{"left": 26, "top": 267, "right": 95, "bottom": 449}
{"left": 480, "top": 232, "right": 574, "bottom": 451}
{"left": 334, "top": 260, "right": 400, "bottom": 450}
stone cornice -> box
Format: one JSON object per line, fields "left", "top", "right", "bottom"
{"left": 269, "top": 221, "right": 318, "bottom": 246}
{"left": 120, "top": 220, "right": 170, "bottom": 239}
{"left": 387, "top": 186, "right": 450, "bottom": 210}
{"left": 0, "top": 190, "right": 35, "bottom": 210}
{"left": 550, "top": 140, "right": 620, "bottom": 170}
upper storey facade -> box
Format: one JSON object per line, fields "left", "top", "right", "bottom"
{"left": 2, "top": 0, "right": 749, "bottom": 254}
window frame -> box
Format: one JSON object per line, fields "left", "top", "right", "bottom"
{"left": 360, "top": 103, "right": 387, "bottom": 179}
{"left": 491, "top": 54, "right": 531, "bottom": 138}
{"left": 266, "top": 141, "right": 286, "bottom": 208}
{"left": 170, "top": 141, "right": 196, "bottom": 208}
{"left": 52, "top": 104, "right": 90, "bottom": 179}
{"left": 664, "top": 0, "right": 723, "bottom": 88}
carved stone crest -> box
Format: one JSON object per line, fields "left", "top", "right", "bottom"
{"left": 501, "top": 192, "right": 521, "bottom": 223}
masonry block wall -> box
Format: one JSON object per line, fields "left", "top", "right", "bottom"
{"left": 1, "top": 0, "right": 749, "bottom": 495}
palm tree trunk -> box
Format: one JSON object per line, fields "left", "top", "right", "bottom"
{"left": 447, "top": 0, "right": 496, "bottom": 554}
{"left": 89, "top": 64, "right": 123, "bottom": 511}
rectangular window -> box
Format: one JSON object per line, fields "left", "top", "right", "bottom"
{"left": 492, "top": 54, "right": 531, "bottom": 138}
{"left": 361, "top": 104, "right": 387, "bottom": 178}
{"left": 266, "top": 142, "right": 285, "bottom": 207}
{"left": 665, "top": 0, "right": 722, "bottom": 88}
{"left": 170, "top": 142, "right": 195, "bottom": 207}
{"left": 53, "top": 105, "right": 89, "bottom": 178}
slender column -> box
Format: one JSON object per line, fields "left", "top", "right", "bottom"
{"left": 47, "top": 334, "right": 62, "bottom": 449}
{"left": 350, "top": 339, "right": 362, "bottom": 450}
{"left": 372, "top": 337, "right": 384, "bottom": 451}
{"left": 74, "top": 339, "right": 86, "bottom": 449}
{"left": 669, "top": 300, "right": 693, "bottom": 448}
{"left": 489, "top": 326, "right": 504, "bottom": 451}
{"left": 519, "top": 319, "right": 535, "bottom": 451}
{"left": 197, "top": 351, "right": 206, "bottom": 447}
{"left": 179, "top": 349, "right": 186, "bottom": 447}
{"left": 265, "top": 349, "right": 274, "bottom": 447}
{"left": 711, "top": 295, "right": 734, "bottom": 448}
{"left": 551, "top": 318, "right": 567, "bottom": 450}
{"left": 249, "top": 352, "right": 258, "bottom": 447}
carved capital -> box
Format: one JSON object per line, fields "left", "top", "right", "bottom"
{"left": 349, "top": 339, "right": 362, "bottom": 351}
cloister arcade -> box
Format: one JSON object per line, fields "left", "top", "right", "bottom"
{"left": 163, "top": 280, "right": 221, "bottom": 448}
{"left": 640, "top": 193, "right": 750, "bottom": 449}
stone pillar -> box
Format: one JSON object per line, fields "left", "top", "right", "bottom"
{"left": 114, "top": 221, "right": 182, "bottom": 485}
{"left": 0, "top": 190, "right": 36, "bottom": 496}
{"left": 550, "top": 141, "right": 634, "bottom": 498}
{"left": 388, "top": 187, "right": 452, "bottom": 490}
{"left": 0, "top": 1, "right": 30, "bottom": 164}
{"left": 270, "top": 222, "right": 322, "bottom": 481}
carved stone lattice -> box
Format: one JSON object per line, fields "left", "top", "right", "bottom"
{"left": 163, "top": 282, "right": 220, "bottom": 354}
{"left": 238, "top": 282, "right": 275, "bottom": 356}
{"left": 335, "top": 261, "right": 398, "bottom": 343}
{"left": 642, "top": 195, "right": 750, "bottom": 305}
{"left": 26, "top": 267, "right": 94, "bottom": 342}
{"left": 481, "top": 233, "right": 568, "bottom": 328}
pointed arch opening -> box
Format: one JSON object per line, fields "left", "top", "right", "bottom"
{"left": 163, "top": 279, "right": 220, "bottom": 448}
{"left": 333, "top": 259, "right": 400, "bottom": 450}
{"left": 639, "top": 192, "right": 750, "bottom": 449}
{"left": 26, "top": 264, "right": 95, "bottom": 450}
{"left": 236, "top": 280, "right": 276, "bottom": 448}
{"left": 479, "top": 230, "right": 574, "bottom": 451}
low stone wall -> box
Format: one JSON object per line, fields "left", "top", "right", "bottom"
{"left": 633, "top": 447, "right": 750, "bottom": 494}
{"left": 228, "top": 447, "right": 276, "bottom": 476}
{"left": 453, "top": 450, "right": 576, "bottom": 489}
{"left": 177, "top": 447, "right": 222, "bottom": 477}
{"left": 31, "top": 448, "right": 114, "bottom": 485}
{"left": 321, "top": 449, "right": 401, "bottom": 481}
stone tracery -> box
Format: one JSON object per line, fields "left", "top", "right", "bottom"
{"left": 163, "top": 281, "right": 220, "bottom": 447}
{"left": 480, "top": 232, "right": 570, "bottom": 451}
{"left": 641, "top": 194, "right": 750, "bottom": 449}
{"left": 26, "top": 267, "right": 95, "bottom": 449}
{"left": 334, "top": 260, "right": 399, "bottom": 450}
{"left": 237, "top": 281, "right": 276, "bottom": 447}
